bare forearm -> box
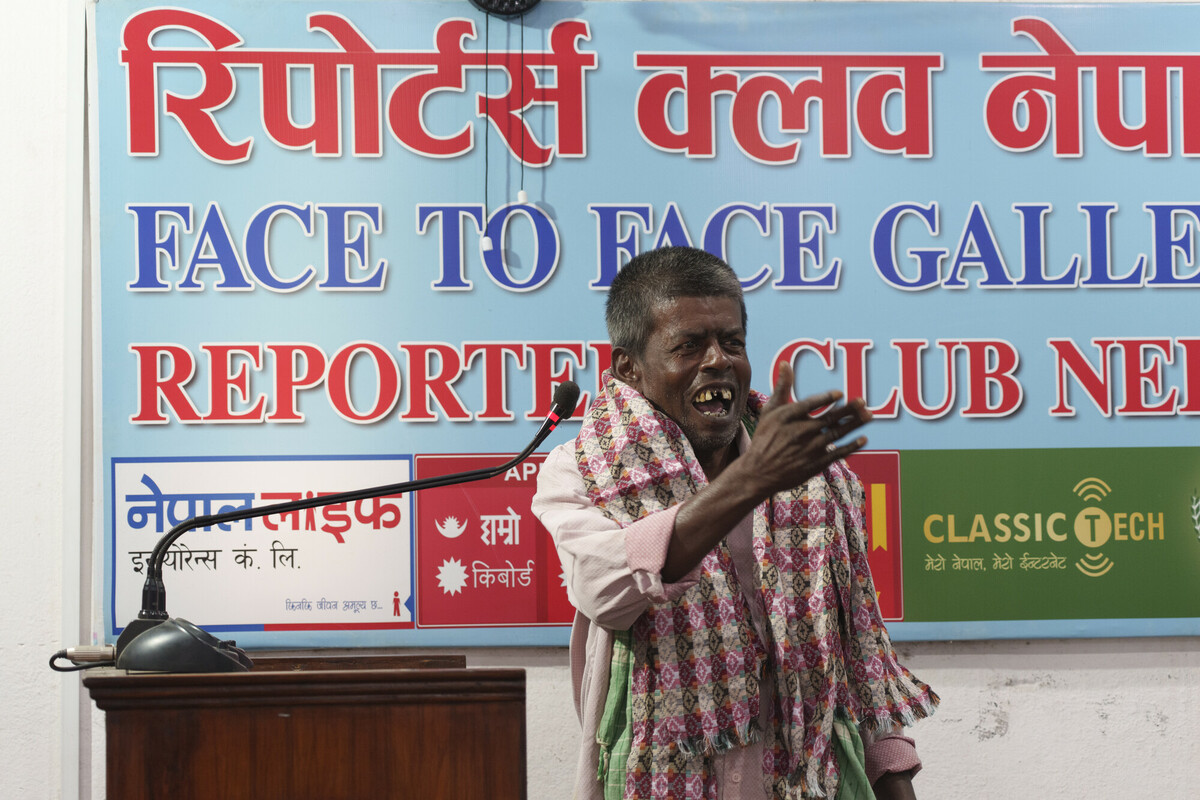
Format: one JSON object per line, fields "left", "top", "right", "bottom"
{"left": 660, "top": 370, "right": 872, "bottom": 583}
{"left": 873, "top": 771, "right": 917, "bottom": 800}
{"left": 660, "top": 462, "right": 766, "bottom": 582}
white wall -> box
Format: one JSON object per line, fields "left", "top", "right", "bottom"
{"left": 479, "top": 638, "right": 1200, "bottom": 799}
{"left": 1, "top": 0, "right": 81, "bottom": 797}
{"left": 3, "top": 1, "right": 1198, "bottom": 798}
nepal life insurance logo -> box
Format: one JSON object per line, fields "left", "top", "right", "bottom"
{"left": 1071, "top": 477, "right": 1165, "bottom": 577}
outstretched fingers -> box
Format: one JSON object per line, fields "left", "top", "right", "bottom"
{"left": 764, "top": 370, "right": 843, "bottom": 421}
{"left": 816, "top": 398, "right": 873, "bottom": 440}
{"left": 758, "top": 365, "right": 873, "bottom": 464}
{"left": 819, "top": 432, "right": 868, "bottom": 463}
{"left": 761, "top": 362, "right": 796, "bottom": 416}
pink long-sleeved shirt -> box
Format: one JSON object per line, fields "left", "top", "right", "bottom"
{"left": 531, "top": 435, "right": 920, "bottom": 800}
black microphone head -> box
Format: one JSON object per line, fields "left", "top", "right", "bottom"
{"left": 552, "top": 381, "right": 581, "bottom": 420}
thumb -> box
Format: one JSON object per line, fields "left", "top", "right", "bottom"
{"left": 761, "top": 362, "right": 794, "bottom": 416}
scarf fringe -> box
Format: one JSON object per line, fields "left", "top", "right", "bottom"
{"left": 803, "top": 763, "right": 823, "bottom": 799}
{"left": 857, "top": 687, "right": 941, "bottom": 733}
{"left": 676, "top": 719, "right": 760, "bottom": 758}
{"left": 778, "top": 761, "right": 827, "bottom": 800}
{"left": 788, "top": 695, "right": 941, "bottom": 799}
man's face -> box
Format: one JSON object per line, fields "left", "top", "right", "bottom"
{"left": 616, "top": 295, "right": 751, "bottom": 460}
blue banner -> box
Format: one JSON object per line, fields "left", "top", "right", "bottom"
{"left": 94, "top": 1, "right": 1200, "bottom": 645}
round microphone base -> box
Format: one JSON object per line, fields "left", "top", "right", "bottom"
{"left": 115, "top": 618, "right": 253, "bottom": 673}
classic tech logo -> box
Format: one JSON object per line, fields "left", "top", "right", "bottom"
{"left": 1071, "top": 477, "right": 1163, "bottom": 578}
{"left": 922, "top": 472, "right": 1166, "bottom": 579}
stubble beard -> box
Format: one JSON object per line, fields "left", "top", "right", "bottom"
{"left": 680, "top": 418, "right": 741, "bottom": 463}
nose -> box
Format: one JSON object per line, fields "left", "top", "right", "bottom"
{"left": 701, "top": 338, "right": 732, "bottom": 370}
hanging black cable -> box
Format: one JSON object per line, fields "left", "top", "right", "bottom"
{"left": 485, "top": 13, "right": 489, "bottom": 201}
{"left": 482, "top": 11, "right": 492, "bottom": 249}
{"left": 519, "top": 11, "right": 526, "bottom": 201}
{"left": 471, "top": 0, "right": 541, "bottom": 222}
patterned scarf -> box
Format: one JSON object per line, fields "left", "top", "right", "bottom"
{"left": 576, "top": 371, "right": 938, "bottom": 799}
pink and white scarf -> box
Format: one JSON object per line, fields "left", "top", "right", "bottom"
{"left": 576, "top": 371, "right": 938, "bottom": 799}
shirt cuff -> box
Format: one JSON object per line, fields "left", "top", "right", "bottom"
{"left": 623, "top": 504, "right": 699, "bottom": 602}
{"left": 863, "top": 730, "right": 921, "bottom": 786}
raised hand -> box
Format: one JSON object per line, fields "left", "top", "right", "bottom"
{"left": 738, "top": 362, "right": 872, "bottom": 498}
{"left": 663, "top": 363, "right": 872, "bottom": 582}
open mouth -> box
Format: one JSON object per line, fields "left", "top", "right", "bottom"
{"left": 692, "top": 387, "right": 734, "bottom": 417}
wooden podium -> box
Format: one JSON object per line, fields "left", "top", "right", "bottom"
{"left": 83, "top": 654, "right": 526, "bottom": 800}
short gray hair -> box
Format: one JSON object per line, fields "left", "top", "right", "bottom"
{"left": 605, "top": 246, "right": 747, "bottom": 357}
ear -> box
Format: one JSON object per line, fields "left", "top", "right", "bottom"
{"left": 611, "top": 347, "right": 640, "bottom": 389}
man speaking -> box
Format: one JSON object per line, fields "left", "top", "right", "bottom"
{"left": 533, "top": 246, "right": 937, "bottom": 800}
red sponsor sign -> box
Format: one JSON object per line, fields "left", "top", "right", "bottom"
{"left": 414, "top": 454, "right": 574, "bottom": 627}
{"left": 845, "top": 451, "right": 904, "bottom": 621}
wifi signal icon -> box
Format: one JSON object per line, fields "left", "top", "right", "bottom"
{"left": 1076, "top": 551, "right": 1114, "bottom": 578}
{"left": 1073, "top": 477, "right": 1111, "bottom": 503}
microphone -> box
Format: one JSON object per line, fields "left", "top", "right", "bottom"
{"left": 537, "top": 379, "right": 580, "bottom": 440}
{"left": 107, "top": 381, "right": 581, "bottom": 673}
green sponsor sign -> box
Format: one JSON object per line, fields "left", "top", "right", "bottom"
{"left": 900, "top": 448, "right": 1200, "bottom": 623}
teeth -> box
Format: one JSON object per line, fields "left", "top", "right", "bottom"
{"left": 694, "top": 388, "right": 733, "bottom": 403}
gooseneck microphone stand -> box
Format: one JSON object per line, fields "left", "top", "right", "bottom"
{"left": 102, "top": 381, "right": 580, "bottom": 672}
